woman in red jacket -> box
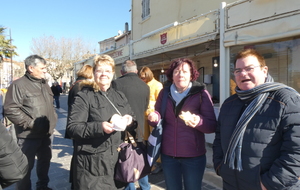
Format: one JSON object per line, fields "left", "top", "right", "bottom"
{"left": 148, "top": 58, "right": 217, "bottom": 190}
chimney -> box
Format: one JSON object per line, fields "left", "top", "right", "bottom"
{"left": 125, "top": 22, "right": 129, "bottom": 33}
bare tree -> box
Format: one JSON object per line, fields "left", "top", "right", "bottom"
{"left": 30, "top": 35, "right": 95, "bottom": 81}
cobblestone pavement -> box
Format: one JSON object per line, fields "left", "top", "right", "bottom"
{"left": 5, "top": 95, "right": 221, "bottom": 190}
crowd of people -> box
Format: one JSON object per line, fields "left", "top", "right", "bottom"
{"left": 1, "top": 48, "right": 300, "bottom": 190}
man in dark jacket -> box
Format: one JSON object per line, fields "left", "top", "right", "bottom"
{"left": 112, "top": 60, "right": 150, "bottom": 190}
{"left": 213, "top": 49, "right": 300, "bottom": 190}
{"left": 51, "top": 82, "right": 62, "bottom": 109}
{"left": 4, "top": 55, "right": 58, "bottom": 190}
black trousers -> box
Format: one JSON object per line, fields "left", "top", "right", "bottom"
{"left": 16, "top": 135, "right": 53, "bottom": 190}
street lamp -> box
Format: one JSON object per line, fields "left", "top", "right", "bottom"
{"left": 2, "top": 27, "right": 14, "bottom": 84}
{"left": 9, "top": 28, "right": 13, "bottom": 83}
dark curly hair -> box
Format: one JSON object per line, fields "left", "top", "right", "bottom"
{"left": 166, "top": 58, "right": 199, "bottom": 82}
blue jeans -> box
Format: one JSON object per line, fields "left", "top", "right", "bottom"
{"left": 161, "top": 153, "right": 206, "bottom": 190}
{"left": 124, "top": 175, "right": 151, "bottom": 190}
{"left": 53, "top": 95, "right": 60, "bottom": 108}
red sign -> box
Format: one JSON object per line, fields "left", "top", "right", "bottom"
{"left": 160, "top": 33, "right": 167, "bottom": 45}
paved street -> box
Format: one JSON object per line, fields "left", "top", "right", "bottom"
{"left": 5, "top": 95, "right": 221, "bottom": 190}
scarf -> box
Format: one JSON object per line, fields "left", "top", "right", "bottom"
{"left": 170, "top": 82, "right": 192, "bottom": 106}
{"left": 224, "top": 74, "right": 298, "bottom": 171}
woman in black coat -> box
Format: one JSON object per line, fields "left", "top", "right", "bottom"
{"left": 67, "top": 55, "right": 136, "bottom": 190}
{"left": 66, "top": 64, "right": 94, "bottom": 189}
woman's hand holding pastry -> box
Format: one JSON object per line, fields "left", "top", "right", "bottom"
{"left": 110, "top": 114, "right": 128, "bottom": 131}
{"left": 187, "top": 114, "right": 200, "bottom": 128}
{"left": 179, "top": 111, "right": 200, "bottom": 128}
{"left": 102, "top": 121, "right": 114, "bottom": 134}
{"left": 148, "top": 112, "right": 159, "bottom": 122}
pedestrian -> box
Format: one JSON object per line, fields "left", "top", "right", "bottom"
{"left": 148, "top": 58, "right": 217, "bottom": 190}
{"left": 4, "top": 54, "right": 58, "bottom": 190}
{"left": 66, "top": 64, "right": 93, "bottom": 190}
{"left": 0, "top": 121, "right": 28, "bottom": 189}
{"left": 112, "top": 60, "right": 151, "bottom": 190}
{"left": 51, "top": 82, "right": 62, "bottom": 109}
{"left": 139, "top": 66, "right": 163, "bottom": 174}
{"left": 67, "top": 64, "right": 93, "bottom": 112}
{"left": 66, "top": 54, "right": 136, "bottom": 190}
{"left": 213, "top": 48, "right": 300, "bottom": 190}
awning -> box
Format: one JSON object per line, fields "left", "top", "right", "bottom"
{"left": 133, "top": 33, "right": 218, "bottom": 61}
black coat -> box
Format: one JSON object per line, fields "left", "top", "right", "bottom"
{"left": 66, "top": 82, "right": 136, "bottom": 190}
{"left": 51, "top": 84, "right": 62, "bottom": 96}
{"left": 213, "top": 88, "right": 300, "bottom": 190}
{"left": 4, "top": 73, "right": 58, "bottom": 138}
{"left": 67, "top": 76, "right": 86, "bottom": 109}
{"left": 112, "top": 73, "right": 150, "bottom": 142}
{"left": 0, "top": 122, "right": 28, "bottom": 189}
{"left": 65, "top": 77, "right": 87, "bottom": 139}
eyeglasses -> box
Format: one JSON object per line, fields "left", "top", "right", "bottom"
{"left": 95, "top": 69, "right": 113, "bottom": 74}
{"left": 233, "top": 65, "right": 261, "bottom": 76}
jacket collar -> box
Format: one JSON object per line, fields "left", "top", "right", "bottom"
{"left": 25, "top": 72, "right": 46, "bottom": 84}
{"left": 184, "top": 81, "right": 206, "bottom": 96}
{"left": 118, "top": 72, "right": 139, "bottom": 79}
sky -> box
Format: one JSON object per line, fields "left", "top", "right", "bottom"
{"left": 1, "top": 0, "right": 131, "bottom": 62}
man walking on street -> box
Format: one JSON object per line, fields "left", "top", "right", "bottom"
{"left": 51, "top": 82, "right": 62, "bottom": 109}
{"left": 4, "top": 55, "right": 58, "bottom": 190}
{"left": 112, "top": 60, "right": 151, "bottom": 190}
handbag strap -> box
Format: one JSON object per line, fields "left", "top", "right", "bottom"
{"left": 125, "top": 131, "right": 137, "bottom": 147}
{"left": 160, "top": 87, "right": 169, "bottom": 119}
{"left": 103, "top": 93, "right": 122, "bottom": 115}
{"left": 69, "top": 79, "right": 83, "bottom": 91}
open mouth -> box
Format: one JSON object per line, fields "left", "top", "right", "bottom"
{"left": 241, "top": 79, "right": 251, "bottom": 83}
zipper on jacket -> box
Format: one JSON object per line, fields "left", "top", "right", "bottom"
{"left": 174, "top": 118, "right": 178, "bottom": 157}
{"left": 234, "top": 170, "right": 240, "bottom": 189}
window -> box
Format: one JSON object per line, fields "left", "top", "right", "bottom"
{"left": 230, "top": 36, "right": 300, "bottom": 94}
{"left": 142, "top": 0, "right": 150, "bottom": 20}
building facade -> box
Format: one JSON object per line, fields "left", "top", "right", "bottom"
{"left": 91, "top": 0, "right": 300, "bottom": 143}
{"left": 0, "top": 58, "right": 24, "bottom": 88}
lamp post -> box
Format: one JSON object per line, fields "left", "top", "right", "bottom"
{"left": 9, "top": 28, "right": 13, "bottom": 83}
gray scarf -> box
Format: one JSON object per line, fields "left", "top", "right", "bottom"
{"left": 224, "top": 74, "right": 298, "bottom": 171}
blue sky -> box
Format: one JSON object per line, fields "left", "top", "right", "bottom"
{"left": 1, "top": 0, "right": 131, "bottom": 62}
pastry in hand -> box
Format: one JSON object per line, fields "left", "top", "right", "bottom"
{"left": 110, "top": 114, "right": 128, "bottom": 131}
{"left": 179, "top": 111, "right": 193, "bottom": 125}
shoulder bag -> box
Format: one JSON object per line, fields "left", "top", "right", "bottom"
{"left": 114, "top": 131, "right": 151, "bottom": 183}
{"left": 147, "top": 87, "right": 168, "bottom": 167}
{"left": 105, "top": 94, "right": 151, "bottom": 183}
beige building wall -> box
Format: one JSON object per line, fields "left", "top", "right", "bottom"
{"left": 131, "top": 0, "right": 236, "bottom": 41}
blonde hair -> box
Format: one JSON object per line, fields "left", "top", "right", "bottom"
{"left": 139, "top": 66, "right": 154, "bottom": 83}
{"left": 77, "top": 65, "right": 93, "bottom": 79}
{"left": 93, "top": 54, "right": 115, "bottom": 72}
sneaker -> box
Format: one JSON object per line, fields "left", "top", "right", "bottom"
{"left": 36, "top": 187, "right": 52, "bottom": 190}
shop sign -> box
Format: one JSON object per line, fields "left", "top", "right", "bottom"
{"left": 109, "top": 50, "right": 123, "bottom": 58}
{"left": 160, "top": 33, "right": 167, "bottom": 45}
